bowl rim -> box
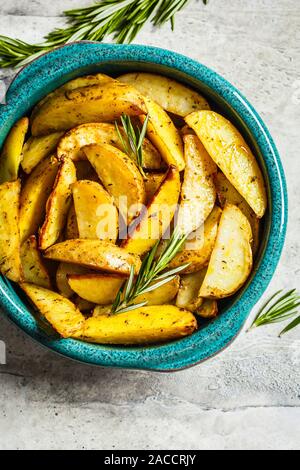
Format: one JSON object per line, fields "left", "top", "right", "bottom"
{"left": 0, "top": 42, "right": 288, "bottom": 371}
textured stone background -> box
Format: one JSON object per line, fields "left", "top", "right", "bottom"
{"left": 0, "top": 0, "right": 299, "bottom": 450}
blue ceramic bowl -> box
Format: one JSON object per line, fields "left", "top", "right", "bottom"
{"left": 0, "top": 42, "right": 287, "bottom": 371}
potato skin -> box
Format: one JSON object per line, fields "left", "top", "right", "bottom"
{"left": 21, "top": 236, "right": 51, "bottom": 288}
{"left": 31, "top": 82, "right": 147, "bottom": 136}
{"left": 0, "top": 180, "right": 22, "bottom": 282}
{"left": 39, "top": 159, "right": 77, "bottom": 250}
{"left": 44, "top": 239, "right": 142, "bottom": 276}
{"left": 20, "top": 283, "right": 85, "bottom": 338}
{"left": 21, "top": 132, "right": 63, "bottom": 174}
{"left": 57, "top": 122, "right": 163, "bottom": 169}
{"left": 80, "top": 305, "right": 197, "bottom": 345}
{"left": 0, "top": 117, "right": 29, "bottom": 184}
{"left": 19, "top": 156, "right": 59, "bottom": 243}
{"left": 185, "top": 111, "right": 267, "bottom": 218}
{"left": 142, "top": 97, "right": 185, "bottom": 171}
{"left": 118, "top": 73, "right": 210, "bottom": 117}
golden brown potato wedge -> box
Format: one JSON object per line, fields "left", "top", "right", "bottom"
{"left": 72, "top": 180, "right": 119, "bottom": 242}
{"left": 176, "top": 269, "right": 207, "bottom": 311}
{"left": 185, "top": 111, "right": 267, "bottom": 218}
{"left": 65, "top": 203, "right": 79, "bottom": 240}
{"left": 0, "top": 117, "right": 29, "bottom": 183}
{"left": 142, "top": 98, "right": 185, "bottom": 171}
{"left": 31, "top": 82, "right": 147, "bottom": 136}
{"left": 80, "top": 305, "right": 197, "bottom": 345}
{"left": 196, "top": 299, "right": 218, "bottom": 319}
{"left": 20, "top": 283, "right": 85, "bottom": 338}
{"left": 57, "top": 122, "right": 163, "bottom": 169}
{"left": 21, "top": 236, "right": 51, "bottom": 288}
{"left": 144, "top": 172, "right": 166, "bottom": 201}
{"left": 93, "top": 305, "right": 114, "bottom": 317}
{"left": 83, "top": 143, "right": 146, "bottom": 223}
{"left": 31, "top": 73, "right": 115, "bottom": 120}
{"left": 121, "top": 166, "right": 181, "bottom": 256}
{"left": 21, "top": 132, "right": 64, "bottom": 174}
{"left": 200, "top": 204, "right": 253, "bottom": 298}
{"left": 177, "top": 135, "right": 217, "bottom": 235}
{"left": 118, "top": 73, "right": 210, "bottom": 116}
{"left": 0, "top": 180, "right": 22, "bottom": 282}
{"left": 67, "top": 274, "right": 124, "bottom": 305}
{"left": 56, "top": 262, "right": 90, "bottom": 298}
{"left": 168, "top": 206, "right": 222, "bottom": 274}
{"left": 214, "top": 172, "right": 260, "bottom": 256}
{"left": 39, "top": 159, "right": 77, "bottom": 250}
{"left": 44, "top": 239, "right": 142, "bottom": 275}
{"left": 19, "top": 156, "right": 60, "bottom": 243}
{"left": 68, "top": 274, "right": 180, "bottom": 305}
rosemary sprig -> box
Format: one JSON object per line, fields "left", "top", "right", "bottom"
{"left": 249, "top": 289, "right": 300, "bottom": 337}
{"left": 112, "top": 228, "right": 189, "bottom": 314}
{"left": 0, "top": 0, "right": 207, "bottom": 69}
{"left": 115, "top": 114, "right": 149, "bottom": 178}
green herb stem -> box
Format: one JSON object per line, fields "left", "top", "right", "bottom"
{"left": 0, "top": 0, "right": 207, "bottom": 68}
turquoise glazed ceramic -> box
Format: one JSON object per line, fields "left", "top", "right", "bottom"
{"left": 0, "top": 43, "right": 287, "bottom": 371}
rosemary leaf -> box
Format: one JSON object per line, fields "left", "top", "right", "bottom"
{"left": 0, "top": 0, "right": 207, "bottom": 69}
{"left": 250, "top": 289, "right": 300, "bottom": 336}
{"left": 115, "top": 114, "right": 148, "bottom": 178}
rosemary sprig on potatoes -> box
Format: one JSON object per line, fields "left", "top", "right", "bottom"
{"left": 115, "top": 114, "right": 149, "bottom": 178}
{"left": 112, "top": 228, "right": 189, "bottom": 314}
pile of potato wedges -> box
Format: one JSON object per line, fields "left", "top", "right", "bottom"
{"left": 0, "top": 72, "right": 267, "bottom": 345}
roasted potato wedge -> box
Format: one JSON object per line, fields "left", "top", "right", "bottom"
{"left": 168, "top": 206, "right": 222, "bottom": 273}
{"left": 21, "top": 236, "right": 51, "bottom": 288}
{"left": 73, "top": 180, "right": 119, "bottom": 242}
{"left": 45, "top": 239, "right": 142, "bottom": 275}
{"left": 31, "top": 73, "right": 115, "bottom": 120}
{"left": 142, "top": 98, "right": 185, "bottom": 171}
{"left": 21, "top": 132, "right": 63, "bottom": 174}
{"left": 200, "top": 204, "right": 253, "bottom": 298}
{"left": 57, "top": 122, "right": 163, "bottom": 169}
{"left": 65, "top": 203, "right": 79, "bottom": 240}
{"left": 0, "top": 180, "right": 22, "bottom": 282}
{"left": 118, "top": 73, "right": 210, "bottom": 116}
{"left": 20, "top": 283, "right": 85, "bottom": 338}
{"left": 83, "top": 143, "right": 146, "bottom": 223}
{"left": 185, "top": 111, "right": 267, "bottom": 218}
{"left": 215, "top": 171, "right": 260, "bottom": 255}
{"left": 144, "top": 172, "right": 166, "bottom": 201}
{"left": 19, "top": 156, "right": 59, "bottom": 243}
{"left": 31, "top": 82, "right": 147, "bottom": 136}
{"left": 176, "top": 269, "right": 207, "bottom": 311}
{"left": 80, "top": 305, "right": 197, "bottom": 345}
{"left": 196, "top": 299, "right": 218, "bottom": 319}
{"left": 177, "top": 135, "right": 217, "bottom": 235}
{"left": 121, "top": 166, "right": 181, "bottom": 256}
{"left": 68, "top": 274, "right": 179, "bottom": 305}
{"left": 0, "top": 117, "right": 29, "bottom": 183}
{"left": 39, "top": 159, "right": 77, "bottom": 250}
{"left": 56, "top": 262, "right": 89, "bottom": 298}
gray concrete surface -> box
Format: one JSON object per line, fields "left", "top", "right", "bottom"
{"left": 0, "top": 0, "right": 299, "bottom": 450}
